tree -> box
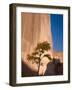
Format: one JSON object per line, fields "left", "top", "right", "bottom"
{"left": 27, "top": 41, "right": 52, "bottom": 75}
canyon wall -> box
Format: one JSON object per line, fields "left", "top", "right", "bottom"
{"left": 21, "top": 13, "right": 53, "bottom": 75}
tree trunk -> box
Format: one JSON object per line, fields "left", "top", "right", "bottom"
{"left": 37, "top": 59, "right": 41, "bottom": 76}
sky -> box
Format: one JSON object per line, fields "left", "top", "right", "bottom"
{"left": 51, "top": 14, "right": 63, "bottom": 52}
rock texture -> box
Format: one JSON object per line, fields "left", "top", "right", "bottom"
{"left": 21, "top": 13, "right": 53, "bottom": 57}
{"left": 21, "top": 13, "right": 53, "bottom": 73}
{"left": 21, "top": 13, "right": 63, "bottom": 76}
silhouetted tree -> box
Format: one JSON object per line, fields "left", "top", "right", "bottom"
{"left": 27, "top": 41, "right": 52, "bottom": 75}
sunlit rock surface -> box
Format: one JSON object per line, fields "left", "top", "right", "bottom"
{"left": 21, "top": 13, "right": 63, "bottom": 76}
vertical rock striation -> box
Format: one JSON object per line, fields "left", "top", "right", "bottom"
{"left": 21, "top": 13, "right": 53, "bottom": 73}
{"left": 21, "top": 13, "right": 53, "bottom": 57}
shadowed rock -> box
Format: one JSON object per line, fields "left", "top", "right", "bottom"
{"left": 21, "top": 60, "right": 37, "bottom": 77}
{"left": 44, "top": 58, "right": 63, "bottom": 76}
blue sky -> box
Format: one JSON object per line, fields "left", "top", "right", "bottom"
{"left": 51, "top": 14, "right": 63, "bottom": 52}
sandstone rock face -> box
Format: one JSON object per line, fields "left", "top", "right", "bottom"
{"left": 21, "top": 13, "right": 53, "bottom": 74}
